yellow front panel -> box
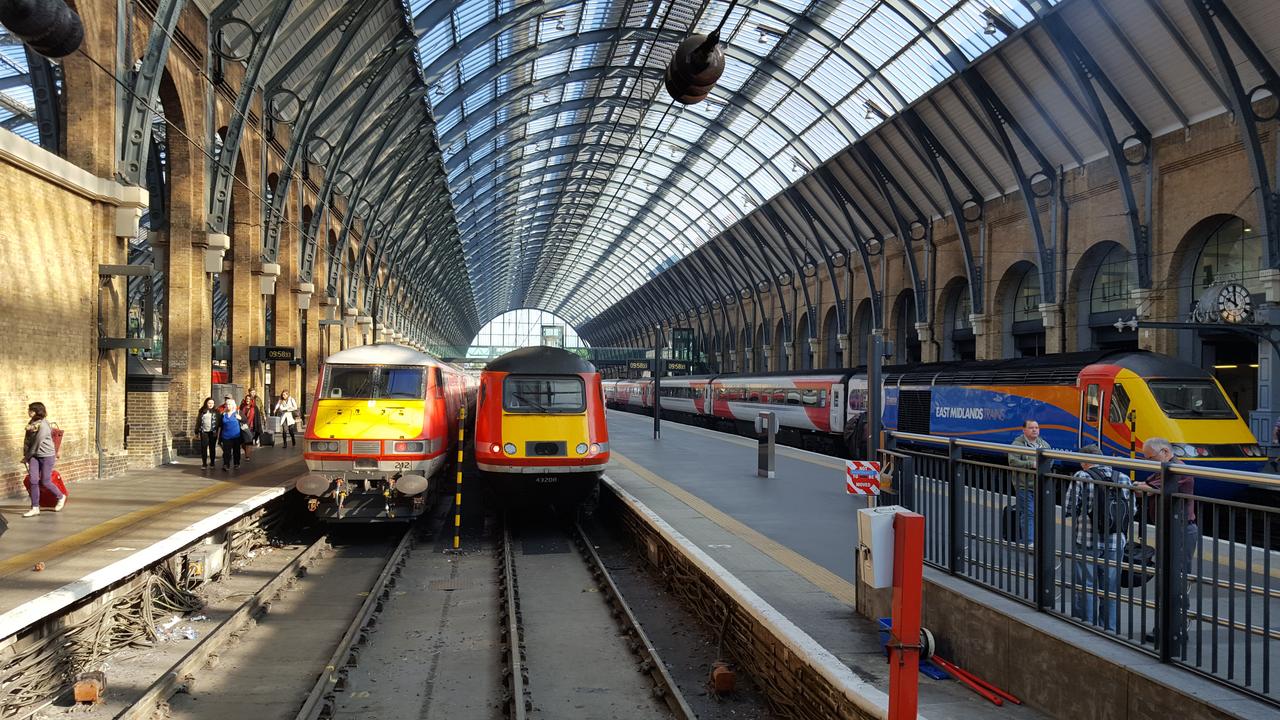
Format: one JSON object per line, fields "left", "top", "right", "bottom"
{"left": 501, "top": 413, "right": 589, "bottom": 456}
{"left": 1116, "top": 370, "right": 1256, "bottom": 444}
{"left": 312, "top": 399, "right": 426, "bottom": 439}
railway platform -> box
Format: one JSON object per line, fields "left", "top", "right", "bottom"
{"left": 0, "top": 444, "right": 306, "bottom": 638}
{"left": 604, "top": 409, "right": 1276, "bottom": 719}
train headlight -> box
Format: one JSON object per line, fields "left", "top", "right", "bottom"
{"left": 392, "top": 441, "right": 425, "bottom": 453}
{"left": 1172, "top": 444, "right": 1188, "bottom": 457}
{"left": 309, "top": 441, "right": 340, "bottom": 453}
{"left": 504, "top": 443, "right": 517, "bottom": 455}
{"left": 575, "top": 443, "right": 589, "bottom": 455}
{"left": 490, "top": 444, "right": 501, "bottom": 454}
{"left": 590, "top": 443, "right": 602, "bottom": 455}
{"left": 296, "top": 474, "right": 331, "bottom": 496}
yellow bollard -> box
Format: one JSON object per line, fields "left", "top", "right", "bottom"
{"left": 454, "top": 405, "right": 466, "bottom": 549}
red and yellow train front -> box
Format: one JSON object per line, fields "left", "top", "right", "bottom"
{"left": 299, "top": 361, "right": 454, "bottom": 521}
{"left": 474, "top": 369, "right": 610, "bottom": 476}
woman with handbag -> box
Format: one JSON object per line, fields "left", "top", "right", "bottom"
{"left": 217, "top": 395, "right": 244, "bottom": 470}
{"left": 239, "top": 389, "right": 264, "bottom": 460}
{"left": 21, "top": 402, "right": 65, "bottom": 517}
{"left": 274, "top": 390, "right": 299, "bottom": 448}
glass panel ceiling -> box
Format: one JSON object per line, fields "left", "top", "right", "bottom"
{"left": 0, "top": 30, "right": 44, "bottom": 147}
{"left": 406, "top": 0, "right": 1053, "bottom": 325}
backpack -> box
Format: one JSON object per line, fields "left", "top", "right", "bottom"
{"left": 1084, "top": 467, "right": 1133, "bottom": 536}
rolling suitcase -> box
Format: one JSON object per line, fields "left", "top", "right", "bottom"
{"left": 259, "top": 431, "right": 275, "bottom": 447}
{"left": 27, "top": 469, "right": 69, "bottom": 509}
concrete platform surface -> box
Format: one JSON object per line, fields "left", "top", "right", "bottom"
{"left": 0, "top": 444, "right": 306, "bottom": 621}
{"left": 604, "top": 410, "right": 1043, "bottom": 719}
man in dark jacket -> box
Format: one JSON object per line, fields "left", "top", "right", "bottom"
{"left": 1139, "top": 436, "right": 1198, "bottom": 651}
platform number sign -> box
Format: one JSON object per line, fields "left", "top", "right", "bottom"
{"left": 845, "top": 460, "right": 881, "bottom": 496}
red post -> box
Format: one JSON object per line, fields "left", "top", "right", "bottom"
{"left": 888, "top": 511, "right": 925, "bottom": 720}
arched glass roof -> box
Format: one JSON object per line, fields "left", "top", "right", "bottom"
{"left": 466, "top": 307, "right": 589, "bottom": 359}
{"left": 407, "top": 0, "right": 1052, "bottom": 326}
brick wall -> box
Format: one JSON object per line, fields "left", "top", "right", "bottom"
{"left": 126, "top": 389, "right": 171, "bottom": 470}
{"left": 0, "top": 158, "right": 111, "bottom": 498}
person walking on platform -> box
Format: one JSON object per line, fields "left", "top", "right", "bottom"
{"left": 21, "top": 402, "right": 64, "bottom": 517}
{"left": 274, "top": 390, "right": 299, "bottom": 448}
{"left": 1064, "top": 444, "right": 1133, "bottom": 632}
{"left": 195, "top": 397, "right": 219, "bottom": 468}
{"left": 239, "top": 389, "right": 264, "bottom": 460}
{"left": 217, "top": 395, "right": 244, "bottom": 471}
{"left": 1008, "top": 419, "right": 1049, "bottom": 543}
{"left": 1138, "top": 437, "right": 1198, "bottom": 652}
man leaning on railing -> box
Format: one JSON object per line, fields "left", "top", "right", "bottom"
{"left": 1064, "top": 444, "right": 1134, "bottom": 633}
{"left": 1008, "top": 419, "right": 1050, "bottom": 544}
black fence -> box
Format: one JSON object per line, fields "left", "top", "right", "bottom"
{"left": 882, "top": 432, "right": 1279, "bottom": 704}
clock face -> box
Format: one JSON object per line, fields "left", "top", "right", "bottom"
{"left": 1216, "top": 283, "right": 1252, "bottom": 324}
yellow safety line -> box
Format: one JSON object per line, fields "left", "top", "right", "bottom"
{"left": 0, "top": 456, "right": 302, "bottom": 578}
{"left": 610, "top": 450, "right": 858, "bottom": 607}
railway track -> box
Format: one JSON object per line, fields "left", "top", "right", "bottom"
{"left": 115, "top": 527, "right": 412, "bottom": 720}
{"left": 498, "top": 512, "right": 694, "bottom": 720}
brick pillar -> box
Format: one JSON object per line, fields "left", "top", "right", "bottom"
{"left": 915, "top": 322, "right": 938, "bottom": 363}
{"left": 125, "top": 369, "right": 172, "bottom": 469}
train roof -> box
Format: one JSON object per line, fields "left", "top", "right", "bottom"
{"left": 486, "top": 345, "right": 596, "bottom": 374}
{"left": 323, "top": 343, "right": 444, "bottom": 367}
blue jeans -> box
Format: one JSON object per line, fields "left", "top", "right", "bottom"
{"left": 1017, "top": 487, "right": 1035, "bottom": 544}
{"left": 1072, "top": 535, "right": 1122, "bottom": 632}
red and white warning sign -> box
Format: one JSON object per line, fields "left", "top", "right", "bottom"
{"left": 845, "top": 460, "right": 881, "bottom": 495}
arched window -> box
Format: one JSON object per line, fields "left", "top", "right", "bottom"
{"left": 774, "top": 318, "right": 788, "bottom": 371}
{"left": 894, "top": 291, "right": 921, "bottom": 364}
{"left": 1083, "top": 244, "right": 1139, "bottom": 350}
{"left": 1005, "top": 265, "right": 1045, "bottom": 358}
{"left": 822, "top": 307, "right": 840, "bottom": 368}
{"left": 943, "top": 282, "right": 975, "bottom": 361}
{"left": 797, "top": 312, "right": 812, "bottom": 370}
{"left": 467, "top": 309, "right": 590, "bottom": 360}
{"left": 1194, "top": 216, "right": 1264, "bottom": 298}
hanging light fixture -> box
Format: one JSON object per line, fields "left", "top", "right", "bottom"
{"left": 664, "top": 31, "right": 726, "bottom": 104}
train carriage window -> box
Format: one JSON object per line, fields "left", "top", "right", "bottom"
{"left": 1085, "top": 384, "right": 1101, "bottom": 424}
{"left": 504, "top": 375, "right": 586, "bottom": 413}
{"left": 1109, "top": 384, "right": 1130, "bottom": 424}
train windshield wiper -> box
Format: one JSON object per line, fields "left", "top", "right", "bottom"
{"left": 513, "top": 392, "right": 549, "bottom": 412}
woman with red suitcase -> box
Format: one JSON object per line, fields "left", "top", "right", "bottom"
{"left": 22, "top": 402, "right": 64, "bottom": 517}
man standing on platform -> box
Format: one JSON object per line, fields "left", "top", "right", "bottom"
{"left": 1008, "top": 419, "right": 1049, "bottom": 543}
{"left": 1064, "top": 444, "right": 1132, "bottom": 632}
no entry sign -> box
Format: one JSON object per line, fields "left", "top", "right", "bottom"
{"left": 845, "top": 460, "right": 881, "bottom": 496}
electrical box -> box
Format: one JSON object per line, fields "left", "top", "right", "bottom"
{"left": 857, "top": 505, "right": 907, "bottom": 589}
{"left": 185, "top": 544, "right": 226, "bottom": 582}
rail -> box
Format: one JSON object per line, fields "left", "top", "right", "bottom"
{"left": 882, "top": 431, "right": 1279, "bottom": 705}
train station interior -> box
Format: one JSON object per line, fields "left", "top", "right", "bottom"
{"left": 2, "top": 0, "right": 1280, "bottom": 718}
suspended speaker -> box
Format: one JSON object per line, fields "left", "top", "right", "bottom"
{"left": 664, "top": 31, "right": 725, "bottom": 105}
{"left": 0, "top": 0, "right": 85, "bottom": 58}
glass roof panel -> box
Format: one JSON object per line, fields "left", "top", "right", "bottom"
{"left": 409, "top": 0, "right": 1041, "bottom": 324}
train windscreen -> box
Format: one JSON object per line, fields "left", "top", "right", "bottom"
{"left": 503, "top": 376, "right": 586, "bottom": 413}
{"left": 1148, "top": 380, "right": 1236, "bottom": 419}
{"left": 324, "top": 365, "right": 424, "bottom": 399}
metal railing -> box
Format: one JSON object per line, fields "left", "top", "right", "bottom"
{"left": 882, "top": 431, "right": 1280, "bottom": 704}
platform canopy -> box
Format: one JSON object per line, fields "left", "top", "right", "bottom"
{"left": 409, "top": 0, "right": 1051, "bottom": 330}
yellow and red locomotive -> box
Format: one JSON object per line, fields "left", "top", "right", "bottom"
{"left": 297, "top": 343, "right": 474, "bottom": 521}
{"left": 474, "top": 346, "right": 609, "bottom": 504}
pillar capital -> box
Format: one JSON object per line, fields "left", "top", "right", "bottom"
{"left": 1259, "top": 268, "right": 1280, "bottom": 304}
{"left": 1038, "top": 302, "right": 1062, "bottom": 328}
{"left": 914, "top": 322, "right": 933, "bottom": 343}
{"left": 968, "top": 313, "right": 989, "bottom": 336}
{"left": 259, "top": 262, "right": 281, "bottom": 295}
{"left": 835, "top": 334, "right": 849, "bottom": 351}
{"left": 115, "top": 184, "right": 148, "bottom": 238}
{"left": 1129, "top": 288, "right": 1156, "bottom": 318}
{"left": 294, "top": 282, "right": 314, "bottom": 311}
{"left": 204, "top": 232, "right": 230, "bottom": 273}
{"left": 807, "top": 337, "right": 821, "bottom": 353}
